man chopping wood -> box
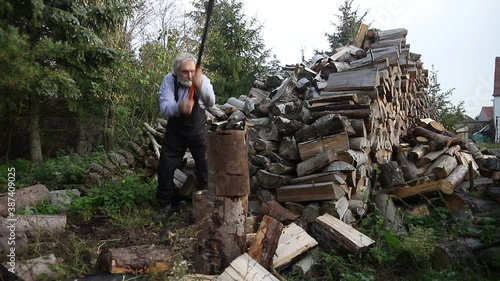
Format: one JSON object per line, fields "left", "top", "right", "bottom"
{"left": 154, "top": 52, "right": 215, "bottom": 222}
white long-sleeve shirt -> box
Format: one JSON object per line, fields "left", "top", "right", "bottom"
{"left": 158, "top": 73, "right": 216, "bottom": 118}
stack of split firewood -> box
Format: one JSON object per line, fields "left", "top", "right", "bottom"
{"left": 83, "top": 24, "right": 500, "bottom": 277}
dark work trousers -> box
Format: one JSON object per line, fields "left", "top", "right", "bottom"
{"left": 156, "top": 121, "right": 208, "bottom": 208}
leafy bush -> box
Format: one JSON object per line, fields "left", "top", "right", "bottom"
{"left": 0, "top": 158, "right": 33, "bottom": 192}
{"left": 400, "top": 225, "right": 437, "bottom": 262}
{"left": 31, "top": 152, "right": 106, "bottom": 188}
{"left": 69, "top": 175, "right": 156, "bottom": 221}
{"left": 17, "top": 200, "right": 61, "bottom": 215}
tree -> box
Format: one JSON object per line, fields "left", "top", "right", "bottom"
{"left": 428, "top": 65, "right": 465, "bottom": 128}
{"left": 189, "top": 0, "right": 271, "bottom": 103}
{"left": 325, "top": 0, "right": 367, "bottom": 49}
{"left": 0, "top": 0, "right": 132, "bottom": 162}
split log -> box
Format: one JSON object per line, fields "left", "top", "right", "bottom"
{"left": 273, "top": 116, "right": 304, "bottom": 137}
{"left": 272, "top": 223, "right": 318, "bottom": 270}
{"left": 291, "top": 249, "right": 320, "bottom": 277}
{"left": 253, "top": 138, "right": 279, "bottom": 154}
{"left": 336, "top": 149, "right": 368, "bottom": 168}
{"left": 296, "top": 150, "right": 338, "bottom": 177}
{"left": 294, "top": 114, "right": 353, "bottom": 143}
{"left": 265, "top": 162, "right": 295, "bottom": 175}
{"left": 218, "top": 253, "right": 280, "bottom": 281}
{"left": 457, "top": 151, "right": 479, "bottom": 180}
{"left": 348, "top": 199, "right": 368, "bottom": 218}
{"left": 335, "top": 196, "right": 349, "bottom": 221}
{"left": 284, "top": 202, "right": 305, "bottom": 216}
{"left": 311, "top": 213, "right": 375, "bottom": 254}
{"left": 248, "top": 215, "right": 284, "bottom": 270}
{"left": 0, "top": 184, "right": 51, "bottom": 217}
{"left": 298, "top": 132, "right": 349, "bottom": 161}
{"left": 302, "top": 203, "right": 321, "bottom": 224}
{"left": 259, "top": 200, "right": 300, "bottom": 223}
{"left": 444, "top": 165, "right": 468, "bottom": 190}
{"left": 394, "top": 150, "right": 419, "bottom": 181}
{"left": 193, "top": 191, "right": 247, "bottom": 275}
{"left": 308, "top": 93, "right": 359, "bottom": 105}
{"left": 288, "top": 171, "right": 345, "bottom": 185}
{"left": 350, "top": 119, "right": 367, "bottom": 137}
{"left": 373, "top": 193, "right": 407, "bottom": 235}
{"left": 467, "top": 141, "right": 484, "bottom": 160}
{"left": 278, "top": 136, "right": 300, "bottom": 161}
{"left": 425, "top": 154, "right": 458, "bottom": 180}
{"left": 227, "top": 97, "right": 245, "bottom": 111}
{"left": 276, "top": 182, "right": 347, "bottom": 202}
{"left": 247, "top": 123, "right": 280, "bottom": 142}
{"left": 226, "top": 110, "right": 246, "bottom": 129}
{"left": 390, "top": 179, "right": 454, "bottom": 199}
{"left": 325, "top": 68, "right": 380, "bottom": 91}
{"left": 416, "top": 149, "right": 445, "bottom": 168}
{"left": 349, "top": 137, "right": 370, "bottom": 154}
{"left": 378, "top": 161, "right": 405, "bottom": 188}
{"left": 206, "top": 105, "right": 228, "bottom": 121}
{"left": 255, "top": 170, "right": 293, "bottom": 190}
{"left": 310, "top": 109, "right": 371, "bottom": 120}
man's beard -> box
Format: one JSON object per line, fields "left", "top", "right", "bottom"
{"left": 179, "top": 79, "right": 192, "bottom": 87}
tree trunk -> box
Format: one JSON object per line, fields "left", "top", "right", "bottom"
{"left": 29, "top": 94, "right": 43, "bottom": 162}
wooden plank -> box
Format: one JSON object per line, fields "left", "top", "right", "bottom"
{"left": 272, "top": 223, "right": 318, "bottom": 269}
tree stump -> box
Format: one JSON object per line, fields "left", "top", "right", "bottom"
{"left": 193, "top": 191, "right": 247, "bottom": 275}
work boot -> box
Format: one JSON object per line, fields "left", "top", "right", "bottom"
{"left": 153, "top": 204, "right": 174, "bottom": 223}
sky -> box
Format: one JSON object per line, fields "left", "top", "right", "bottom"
{"left": 184, "top": 0, "right": 500, "bottom": 118}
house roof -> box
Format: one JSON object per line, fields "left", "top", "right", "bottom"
{"left": 480, "top": 106, "right": 493, "bottom": 120}
{"left": 494, "top": 57, "right": 500, "bottom": 96}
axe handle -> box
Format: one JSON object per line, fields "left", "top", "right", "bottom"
{"left": 189, "top": 0, "right": 215, "bottom": 100}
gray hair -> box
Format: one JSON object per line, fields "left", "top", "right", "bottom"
{"left": 172, "top": 52, "right": 197, "bottom": 76}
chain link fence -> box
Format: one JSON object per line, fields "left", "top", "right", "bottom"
{"left": 1, "top": 117, "right": 108, "bottom": 161}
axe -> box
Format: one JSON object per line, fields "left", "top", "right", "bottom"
{"left": 188, "top": 0, "right": 215, "bottom": 100}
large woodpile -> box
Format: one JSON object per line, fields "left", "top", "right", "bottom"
{"left": 79, "top": 25, "right": 500, "bottom": 278}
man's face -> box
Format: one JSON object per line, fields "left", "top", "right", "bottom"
{"left": 178, "top": 60, "right": 195, "bottom": 87}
